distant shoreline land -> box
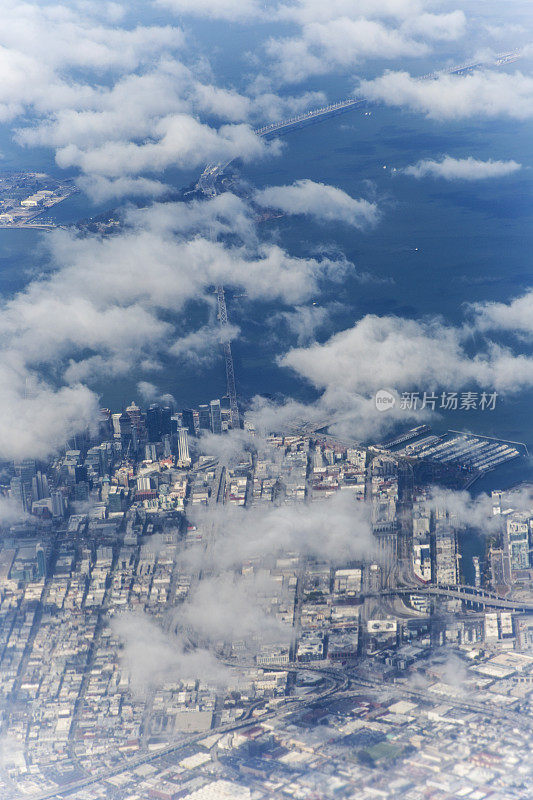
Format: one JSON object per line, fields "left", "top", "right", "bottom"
{"left": 0, "top": 171, "right": 78, "bottom": 228}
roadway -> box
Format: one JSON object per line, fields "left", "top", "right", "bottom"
{"left": 29, "top": 650, "right": 533, "bottom": 799}
{"left": 364, "top": 584, "right": 533, "bottom": 613}
{"left": 29, "top": 663, "right": 347, "bottom": 800}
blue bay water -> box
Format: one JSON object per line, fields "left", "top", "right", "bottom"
{"left": 234, "top": 105, "right": 533, "bottom": 492}
{"left": 0, "top": 96, "right": 531, "bottom": 496}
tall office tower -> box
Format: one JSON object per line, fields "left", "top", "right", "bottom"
{"left": 36, "top": 545, "right": 46, "bottom": 579}
{"left": 111, "top": 412, "right": 122, "bottom": 438}
{"left": 98, "top": 408, "right": 113, "bottom": 439}
{"left": 15, "top": 459, "right": 36, "bottom": 505}
{"left": 145, "top": 443, "right": 157, "bottom": 461}
{"left": 118, "top": 411, "right": 133, "bottom": 452}
{"left": 74, "top": 482, "right": 89, "bottom": 502}
{"left": 146, "top": 404, "right": 162, "bottom": 442}
{"left": 161, "top": 406, "right": 173, "bottom": 436}
{"left": 51, "top": 490, "right": 65, "bottom": 518}
{"left": 182, "top": 408, "right": 196, "bottom": 437}
{"left": 162, "top": 435, "right": 172, "bottom": 459}
{"left": 198, "top": 404, "right": 211, "bottom": 431}
{"left": 177, "top": 428, "right": 191, "bottom": 466}
{"left": 126, "top": 401, "right": 147, "bottom": 450}
{"left": 31, "top": 471, "right": 50, "bottom": 502}
{"left": 171, "top": 413, "right": 181, "bottom": 436}
{"left": 14, "top": 459, "right": 36, "bottom": 479}
{"left": 210, "top": 399, "right": 222, "bottom": 434}
{"left": 10, "top": 476, "right": 25, "bottom": 510}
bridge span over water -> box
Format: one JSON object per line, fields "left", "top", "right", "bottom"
{"left": 197, "top": 51, "right": 520, "bottom": 196}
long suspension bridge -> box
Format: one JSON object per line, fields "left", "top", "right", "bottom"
{"left": 197, "top": 50, "right": 519, "bottom": 197}
{"left": 216, "top": 284, "right": 240, "bottom": 429}
{"left": 204, "top": 49, "right": 519, "bottom": 428}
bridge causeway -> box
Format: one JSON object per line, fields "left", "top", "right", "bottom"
{"left": 365, "top": 584, "right": 533, "bottom": 613}
{"left": 196, "top": 51, "right": 520, "bottom": 196}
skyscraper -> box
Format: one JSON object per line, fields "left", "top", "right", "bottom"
{"left": 10, "top": 476, "right": 25, "bottom": 511}
{"left": 118, "top": 411, "right": 133, "bottom": 451}
{"left": 51, "top": 490, "right": 65, "bottom": 518}
{"left": 145, "top": 443, "right": 157, "bottom": 461}
{"left": 177, "top": 428, "right": 191, "bottom": 467}
{"left": 182, "top": 408, "right": 196, "bottom": 437}
{"left": 161, "top": 406, "right": 172, "bottom": 436}
{"left": 36, "top": 545, "right": 46, "bottom": 579}
{"left": 162, "top": 434, "right": 172, "bottom": 459}
{"left": 146, "top": 404, "right": 162, "bottom": 442}
{"left": 210, "top": 399, "right": 222, "bottom": 435}
{"left": 198, "top": 404, "right": 210, "bottom": 431}
{"left": 31, "top": 471, "right": 50, "bottom": 502}
{"left": 126, "top": 401, "right": 147, "bottom": 451}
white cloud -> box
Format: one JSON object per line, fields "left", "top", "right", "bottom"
{"left": 266, "top": 18, "right": 428, "bottom": 83}
{"left": 426, "top": 485, "right": 533, "bottom": 534}
{"left": 128, "top": 192, "right": 257, "bottom": 242}
{"left": 261, "top": 1, "right": 472, "bottom": 83}
{"left": 0, "top": 3, "right": 183, "bottom": 124}
{"left": 111, "top": 611, "right": 232, "bottom": 697}
{"left": 169, "top": 324, "right": 241, "bottom": 364}
{"left": 0, "top": 496, "right": 29, "bottom": 526}
{"left": 137, "top": 381, "right": 175, "bottom": 406}
{"left": 359, "top": 69, "right": 533, "bottom": 120}
{"left": 156, "top": 0, "right": 262, "bottom": 22}
{"left": 184, "top": 490, "right": 375, "bottom": 571}
{"left": 277, "top": 0, "right": 426, "bottom": 26}
{"left": 55, "top": 115, "right": 277, "bottom": 176}
{"left": 0, "top": 190, "right": 355, "bottom": 460}
{"left": 197, "top": 428, "right": 263, "bottom": 466}
{"left": 471, "top": 290, "right": 533, "bottom": 336}
{"left": 0, "top": 4, "right": 285, "bottom": 194}
{"left": 254, "top": 179, "right": 379, "bottom": 229}
{"left": 403, "top": 155, "right": 522, "bottom": 180}
{"left": 272, "top": 304, "right": 329, "bottom": 345}
{"left": 175, "top": 572, "right": 292, "bottom": 649}
{"left": 304, "top": 17, "right": 428, "bottom": 65}
{"left": 401, "top": 11, "right": 466, "bottom": 42}
{"left": 0, "top": 371, "right": 99, "bottom": 462}
{"left": 76, "top": 175, "right": 171, "bottom": 202}
{"left": 426, "top": 487, "right": 498, "bottom": 532}
{"left": 280, "top": 314, "right": 533, "bottom": 396}
{"left": 158, "top": 0, "right": 469, "bottom": 88}
{"left": 0, "top": 0, "right": 528, "bottom": 464}
{"left": 246, "top": 386, "right": 428, "bottom": 443}
{"left": 250, "top": 89, "right": 327, "bottom": 122}
{"left": 246, "top": 291, "right": 533, "bottom": 439}
{"left": 158, "top": 0, "right": 428, "bottom": 24}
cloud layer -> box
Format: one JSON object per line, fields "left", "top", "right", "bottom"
{"left": 403, "top": 156, "right": 522, "bottom": 180}
{"left": 360, "top": 70, "right": 533, "bottom": 121}
{"left": 254, "top": 180, "right": 379, "bottom": 228}
{"left": 280, "top": 314, "right": 533, "bottom": 396}
{"left": 0, "top": 191, "right": 356, "bottom": 460}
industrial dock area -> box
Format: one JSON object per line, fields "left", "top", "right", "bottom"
{"left": 384, "top": 426, "right": 528, "bottom": 480}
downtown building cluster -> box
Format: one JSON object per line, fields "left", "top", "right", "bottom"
{"left": 0, "top": 411, "right": 531, "bottom": 799}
